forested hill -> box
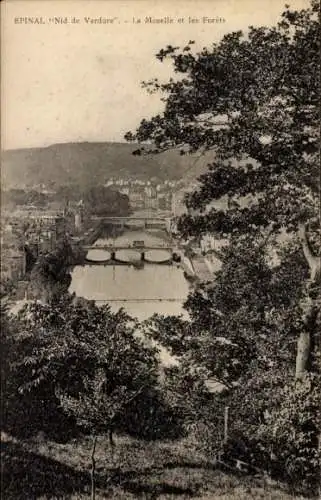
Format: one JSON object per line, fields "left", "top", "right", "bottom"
{"left": 1, "top": 142, "right": 212, "bottom": 190}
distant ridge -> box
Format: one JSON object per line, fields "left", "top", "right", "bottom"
{"left": 1, "top": 141, "right": 214, "bottom": 190}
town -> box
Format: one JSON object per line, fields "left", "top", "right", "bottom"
{"left": 1, "top": 175, "right": 226, "bottom": 304}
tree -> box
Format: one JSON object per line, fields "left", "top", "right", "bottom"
{"left": 12, "top": 295, "right": 161, "bottom": 433}
{"left": 127, "top": 0, "right": 320, "bottom": 488}
{"left": 144, "top": 237, "right": 320, "bottom": 488}
{"left": 127, "top": 0, "right": 320, "bottom": 387}
{"left": 83, "top": 186, "right": 130, "bottom": 217}
{"left": 2, "top": 189, "right": 49, "bottom": 208}
{"left": 1, "top": 305, "right": 15, "bottom": 423}
{"left": 8, "top": 296, "right": 177, "bottom": 497}
{"left": 29, "top": 238, "right": 75, "bottom": 301}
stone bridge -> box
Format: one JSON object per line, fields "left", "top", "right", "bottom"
{"left": 83, "top": 243, "right": 176, "bottom": 265}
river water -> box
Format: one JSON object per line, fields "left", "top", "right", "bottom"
{"left": 69, "top": 229, "right": 190, "bottom": 321}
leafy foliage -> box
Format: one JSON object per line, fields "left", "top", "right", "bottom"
{"left": 2, "top": 188, "right": 49, "bottom": 208}
{"left": 258, "top": 374, "right": 321, "bottom": 488}
{"left": 4, "top": 295, "right": 181, "bottom": 442}
{"left": 28, "top": 238, "right": 77, "bottom": 301}
{"left": 82, "top": 185, "right": 130, "bottom": 217}
{"left": 128, "top": 0, "right": 320, "bottom": 490}
{"left": 128, "top": 1, "right": 319, "bottom": 239}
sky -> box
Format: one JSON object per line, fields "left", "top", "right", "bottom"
{"left": 1, "top": 0, "right": 310, "bottom": 150}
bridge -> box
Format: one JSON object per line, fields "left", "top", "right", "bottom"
{"left": 84, "top": 252, "right": 174, "bottom": 266}
{"left": 84, "top": 244, "right": 172, "bottom": 252}
{"left": 83, "top": 243, "right": 179, "bottom": 265}
{"left": 94, "top": 298, "right": 185, "bottom": 302}
{"left": 79, "top": 215, "right": 178, "bottom": 264}
{"left": 91, "top": 216, "right": 173, "bottom": 232}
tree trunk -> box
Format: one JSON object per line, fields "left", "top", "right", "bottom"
{"left": 109, "top": 428, "right": 115, "bottom": 462}
{"left": 295, "top": 331, "right": 311, "bottom": 380}
{"left": 296, "top": 224, "right": 320, "bottom": 381}
{"left": 224, "top": 406, "right": 229, "bottom": 444}
{"left": 91, "top": 435, "right": 97, "bottom": 500}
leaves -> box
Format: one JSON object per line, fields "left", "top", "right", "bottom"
{"left": 5, "top": 295, "right": 163, "bottom": 438}
{"left": 126, "top": 1, "right": 321, "bottom": 488}
{"left": 127, "top": 1, "right": 319, "bottom": 240}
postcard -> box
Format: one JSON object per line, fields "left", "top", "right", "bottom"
{"left": 1, "top": 1, "right": 319, "bottom": 498}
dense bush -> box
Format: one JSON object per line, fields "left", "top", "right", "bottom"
{"left": 2, "top": 296, "right": 184, "bottom": 446}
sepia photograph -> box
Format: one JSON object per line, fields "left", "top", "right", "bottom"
{"left": 1, "top": 0, "right": 320, "bottom": 498}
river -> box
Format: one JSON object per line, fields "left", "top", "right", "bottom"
{"left": 69, "top": 229, "right": 190, "bottom": 321}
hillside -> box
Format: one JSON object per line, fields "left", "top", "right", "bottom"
{"left": 1, "top": 142, "right": 213, "bottom": 190}
{"left": 2, "top": 433, "right": 306, "bottom": 499}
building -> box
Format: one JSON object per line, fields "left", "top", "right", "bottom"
{"left": 144, "top": 186, "right": 156, "bottom": 198}
{"left": 144, "top": 197, "right": 158, "bottom": 210}
{"left": 1, "top": 249, "right": 26, "bottom": 280}
{"left": 171, "top": 191, "right": 187, "bottom": 216}
{"left": 128, "top": 188, "right": 145, "bottom": 209}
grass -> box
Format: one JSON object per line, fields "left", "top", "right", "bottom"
{"left": 1, "top": 432, "right": 311, "bottom": 499}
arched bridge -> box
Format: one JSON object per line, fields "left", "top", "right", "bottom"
{"left": 83, "top": 242, "right": 179, "bottom": 265}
